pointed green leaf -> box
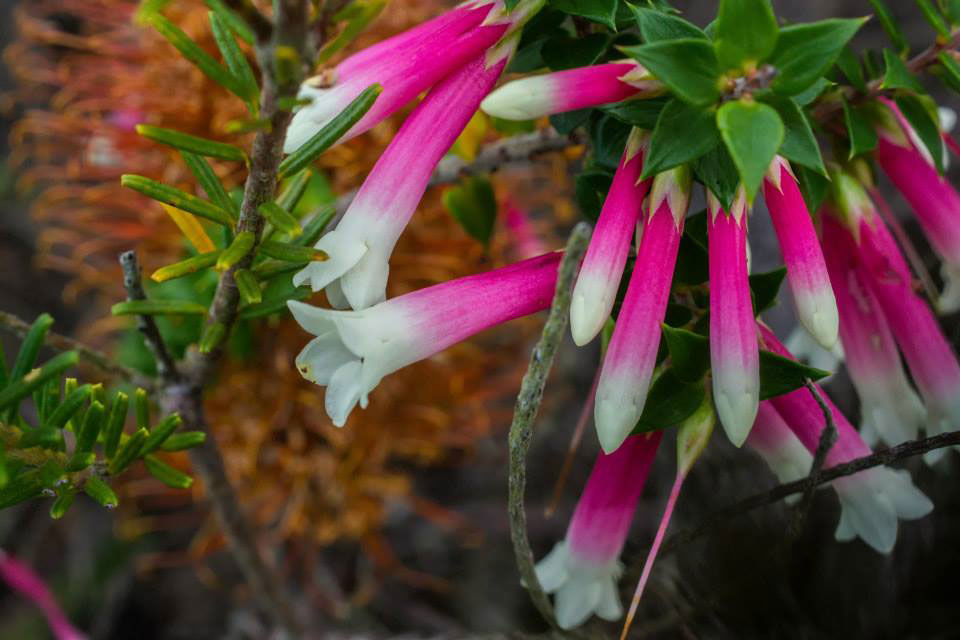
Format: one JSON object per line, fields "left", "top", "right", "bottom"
{"left": 44, "top": 384, "right": 93, "bottom": 431}
{"left": 296, "top": 206, "right": 337, "bottom": 247}
{"left": 630, "top": 6, "right": 706, "bottom": 42}
{"left": 108, "top": 428, "right": 148, "bottom": 474}
{"left": 199, "top": 321, "right": 227, "bottom": 354}
{"left": 83, "top": 476, "right": 118, "bottom": 509}
{"left": 121, "top": 175, "right": 233, "bottom": 226}
{"left": 916, "top": 0, "right": 952, "bottom": 37}
{"left": 144, "top": 455, "right": 193, "bottom": 489}
{"left": 209, "top": 11, "right": 259, "bottom": 106}
{"left": 151, "top": 251, "right": 221, "bottom": 283}
{"left": 758, "top": 350, "right": 830, "bottom": 399}
{"left": 75, "top": 401, "right": 105, "bottom": 455}
{"left": 750, "top": 266, "right": 788, "bottom": 314}
{"left": 135, "top": 388, "right": 150, "bottom": 432}
{"left": 160, "top": 431, "right": 207, "bottom": 451}
{"left": 136, "top": 125, "right": 247, "bottom": 162}
{"left": 868, "top": 0, "right": 909, "bottom": 54}
{"left": 795, "top": 164, "right": 831, "bottom": 213}
{"left": 442, "top": 176, "right": 498, "bottom": 248}
{"left": 717, "top": 99, "right": 784, "bottom": 201}
{"left": 234, "top": 269, "right": 262, "bottom": 305}
{"left": 842, "top": 99, "right": 878, "bottom": 158}
{"left": 103, "top": 391, "right": 130, "bottom": 459}
{"left": 259, "top": 202, "right": 303, "bottom": 237}
{"left": 142, "top": 414, "right": 183, "bottom": 456}
{"left": 0, "top": 352, "right": 79, "bottom": 411}
{"left": 881, "top": 49, "right": 924, "bottom": 91}
{"left": 896, "top": 94, "right": 945, "bottom": 173}
{"left": 642, "top": 99, "right": 720, "bottom": 179}
{"left": 111, "top": 300, "right": 208, "bottom": 316}
{"left": 258, "top": 240, "right": 328, "bottom": 263}
{"left": 633, "top": 372, "right": 707, "bottom": 432}
{"left": 181, "top": 152, "right": 238, "bottom": 217}
{"left": 49, "top": 491, "right": 76, "bottom": 519}
{"left": 549, "top": 0, "right": 619, "bottom": 29}
{"left": 9, "top": 314, "right": 54, "bottom": 385}
{"left": 661, "top": 325, "right": 710, "bottom": 383}
{"left": 619, "top": 39, "right": 721, "bottom": 106}
{"left": 769, "top": 18, "right": 867, "bottom": 96}
{"left": 714, "top": 0, "right": 779, "bottom": 70}
{"left": 217, "top": 231, "right": 256, "bottom": 271}
{"left": 276, "top": 170, "right": 313, "bottom": 213}
{"left": 765, "top": 96, "right": 826, "bottom": 174}
{"left": 692, "top": 146, "right": 740, "bottom": 212}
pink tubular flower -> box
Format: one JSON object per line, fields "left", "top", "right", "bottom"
{"left": 873, "top": 99, "right": 960, "bottom": 311}
{"left": 593, "top": 167, "right": 691, "bottom": 453}
{"left": 759, "top": 326, "right": 933, "bottom": 553}
{"left": 746, "top": 402, "right": 813, "bottom": 499}
{"left": 820, "top": 213, "right": 926, "bottom": 447}
{"left": 570, "top": 128, "right": 651, "bottom": 347}
{"left": 0, "top": 551, "right": 86, "bottom": 640}
{"left": 708, "top": 191, "right": 759, "bottom": 447}
{"left": 762, "top": 157, "right": 838, "bottom": 348}
{"left": 535, "top": 432, "right": 662, "bottom": 630}
{"left": 289, "top": 252, "right": 560, "bottom": 426}
{"left": 480, "top": 61, "right": 663, "bottom": 120}
{"left": 285, "top": 1, "right": 506, "bottom": 152}
{"left": 294, "top": 54, "right": 508, "bottom": 309}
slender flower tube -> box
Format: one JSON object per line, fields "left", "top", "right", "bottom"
{"left": 828, "top": 174, "right": 960, "bottom": 461}
{"left": 821, "top": 214, "right": 926, "bottom": 447}
{"left": 535, "top": 432, "right": 662, "bottom": 630}
{"left": 480, "top": 61, "right": 663, "bottom": 120}
{"left": 746, "top": 402, "right": 813, "bottom": 502}
{"left": 762, "top": 157, "right": 838, "bottom": 348}
{"left": 708, "top": 191, "right": 759, "bottom": 447}
{"left": 874, "top": 99, "right": 960, "bottom": 312}
{"left": 570, "top": 128, "right": 651, "bottom": 346}
{"left": 0, "top": 550, "right": 86, "bottom": 640}
{"left": 593, "top": 166, "right": 691, "bottom": 454}
{"left": 289, "top": 252, "right": 560, "bottom": 426}
{"left": 759, "top": 326, "right": 933, "bottom": 553}
{"left": 284, "top": 1, "right": 506, "bottom": 152}
{"left": 294, "top": 54, "right": 509, "bottom": 310}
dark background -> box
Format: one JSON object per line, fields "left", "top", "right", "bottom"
{"left": 1, "top": 1, "right": 958, "bottom": 638}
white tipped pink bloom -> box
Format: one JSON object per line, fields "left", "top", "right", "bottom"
{"left": 874, "top": 99, "right": 960, "bottom": 311}
{"left": 285, "top": 1, "right": 505, "bottom": 152}
{"left": 295, "top": 54, "right": 508, "bottom": 310}
{"left": 763, "top": 157, "right": 838, "bottom": 348}
{"left": 746, "top": 402, "right": 813, "bottom": 502}
{"left": 535, "top": 432, "right": 662, "bottom": 630}
{"left": 708, "top": 191, "right": 759, "bottom": 447}
{"left": 289, "top": 252, "right": 560, "bottom": 426}
{"left": 821, "top": 214, "right": 926, "bottom": 447}
{"left": 570, "top": 128, "right": 650, "bottom": 346}
{"left": 760, "top": 327, "right": 933, "bottom": 553}
{"left": 593, "top": 167, "right": 690, "bottom": 454}
{"left": 480, "top": 61, "right": 662, "bottom": 121}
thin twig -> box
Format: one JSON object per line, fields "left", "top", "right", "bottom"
{"left": 790, "top": 380, "right": 837, "bottom": 536}
{"left": 0, "top": 310, "right": 144, "bottom": 387}
{"left": 507, "top": 222, "right": 591, "bottom": 627}
{"left": 119, "top": 251, "right": 179, "bottom": 382}
{"left": 660, "top": 428, "right": 960, "bottom": 554}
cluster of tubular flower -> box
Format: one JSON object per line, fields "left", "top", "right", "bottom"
{"left": 283, "top": 13, "right": 959, "bottom": 632}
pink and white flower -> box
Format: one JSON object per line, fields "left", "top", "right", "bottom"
{"left": 286, "top": 1, "right": 510, "bottom": 152}
{"left": 821, "top": 213, "right": 926, "bottom": 447}
{"left": 746, "top": 402, "right": 813, "bottom": 500}
{"left": 289, "top": 252, "right": 560, "bottom": 426}
{"left": 874, "top": 98, "right": 960, "bottom": 312}
{"left": 480, "top": 61, "right": 662, "bottom": 121}
{"left": 570, "top": 128, "right": 650, "bottom": 347}
{"left": 593, "top": 166, "right": 690, "bottom": 453}
{"left": 535, "top": 432, "right": 662, "bottom": 629}
{"left": 708, "top": 190, "right": 759, "bottom": 447}
{"left": 763, "top": 157, "right": 838, "bottom": 348}
{"left": 759, "top": 326, "right": 933, "bottom": 553}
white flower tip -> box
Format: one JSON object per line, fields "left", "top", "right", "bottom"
{"left": 480, "top": 77, "right": 553, "bottom": 120}
{"left": 569, "top": 289, "right": 606, "bottom": 347}
{"left": 936, "top": 263, "right": 960, "bottom": 314}
{"left": 713, "top": 386, "right": 759, "bottom": 448}
{"left": 536, "top": 542, "right": 623, "bottom": 630}
{"left": 834, "top": 468, "right": 932, "bottom": 553}
{"left": 340, "top": 254, "right": 389, "bottom": 310}
{"left": 594, "top": 393, "right": 641, "bottom": 454}
{"left": 800, "top": 295, "right": 840, "bottom": 350}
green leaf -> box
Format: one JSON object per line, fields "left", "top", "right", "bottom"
{"left": 144, "top": 455, "right": 194, "bottom": 489}
{"left": 574, "top": 168, "right": 615, "bottom": 221}
{"left": 111, "top": 300, "right": 208, "bottom": 316}
{"left": 75, "top": 401, "right": 105, "bottom": 455}
{"left": 259, "top": 202, "right": 303, "bottom": 238}
{"left": 137, "top": 124, "right": 247, "bottom": 162}
{"left": 198, "top": 321, "right": 227, "bottom": 354}
{"left": 316, "top": 0, "right": 388, "bottom": 65}
{"left": 896, "top": 93, "right": 945, "bottom": 174}
{"left": 549, "top": 0, "right": 619, "bottom": 29}
{"left": 276, "top": 170, "right": 313, "bottom": 213}
{"left": 769, "top": 18, "right": 867, "bottom": 96}
{"left": 0, "top": 352, "right": 79, "bottom": 411}
{"left": 642, "top": 99, "right": 720, "bottom": 179}
{"left": 842, "top": 99, "right": 878, "bottom": 158}
{"left": 795, "top": 164, "right": 831, "bottom": 213}
{"left": 935, "top": 51, "right": 960, "bottom": 93}
{"left": 661, "top": 326, "right": 710, "bottom": 383}
{"left": 0, "top": 472, "right": 43, "bottom": 509}
{"left": 601, "top": 96, "right": 668, "bottom": 129}
{"left": 234, "top": 269, "right": 263, "bottom": 305}
{"left": 121, "top": 175, "right": 233, "bottom": 226}
{"left": 181, "top": 152, "right": 238, "bottom": 217}
{"left": 916, "top": 0, "right": 952, "bottom": 37}
{"left": 868, "top": 0, "right": 909, "bottom": 54}
{"left": 765, "top": 96, "right": 826, "bottom": 174}
{"left": 102, "top": 391, "right": 129, "bottom": 459}
{"left": 142, "top": 414, "right": 183, "bottom": 456}
{"left": 542, "top": 33, "right": 611, "bottom": 71}
{"left": 881, "top": 49, "right": 924, "bottom": 91}
{"left": 216, "top": 231, "right": 256, "bottom": 270}
{"left": 589, "top": 113, "right": 632, "bottom": 168}
{"left": 160, "top": 431, "right": 207, "bottom": 451}
{"left": 634, "top": 372, "right": 707, "bottom": 432}
{"left": 204, "top": 0, "right": 255, "bottom": 44}
{"left": 620, "top": 39, "right": 721, "bottom": 106}
{"left": 630, "top": 6, "right": 707, "bottom": 42}
{"left": 238, "top": 285, "right": 310, "bottom": 320}
{"left": 716, "top": 100, "right": 784, "bottom": 201}
{"left": 258, "top": 240, "right": 327, "bottom": 263}
{"left": 442, "top": 176, "right": 498, "bottom": 247}
{"left": 713, "top": 0, "right": 779, "bottom": 70}
{"left": 44, "top": 384, "right": 93, "bottom": 431}
{"left": 151, "top": 251, "right": 221, "bottom": 283}
{"left": 835, "top": 47, "right": 866, "bottom": 91}
{"left": 49, "top": 491, "right": 76, "bottom": 519}
{"left": 8, "top": 314, "right": 54, "bottom": 390}
{"left": 134, "top": 388, "right": 150, "bottom": 432}
{"left": 83, "top": 476, "right": 118, "bottom": 509}
{"left": 296, "top": 206, "right": 337, "bottom": 247}
{"left": 108, "top": 428, "right": 148, "bottom": 474}
{"left": 277, "top": 84, "right": 382, "bottom": 179}
{"left": 145, "top": 13, "right": 248, "bottom": 99}
{"left": 692, "top": 145, "right": 740, "bottom": 211}
{"left": 758, "top": 350, "right": 830, "bottom": 399}
{"left": 750, "top": 266, "right": 787, "bottom": 314}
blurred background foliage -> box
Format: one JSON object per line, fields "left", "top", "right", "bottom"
{"left": 0, "top": 1, "right": 958, "bottom": 639}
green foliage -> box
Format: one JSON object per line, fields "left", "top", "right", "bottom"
{"left": 0, "top": 316, "right": 201, "bottom": 519}
{"left": 549, "top": 0, "right": 619, "bottom": 29}
{"left": 121, "top": 175, "right": 234, "bottom": 226}
{"left": 135, "top": 125, "right": 247, "bottom": 163}
{"left": 642, "top": 99, "right": 720, "bottom": 179}
{"left": 716, "top": 100, "right": 784, "bottom": 201}
{"left": 768, "top": 19, "right": 866, "bottom": 96}
{"left": 621, "top": 39, "right": 721, "bottom": 105}
{"left": 442, "top": 176, "right": 498, "bottom": 248}
{"left": 713, "top": 0, "right": 779, "bottom": 71}
{"left": 758, "top": 352, "right": 830, "bottom": 400}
